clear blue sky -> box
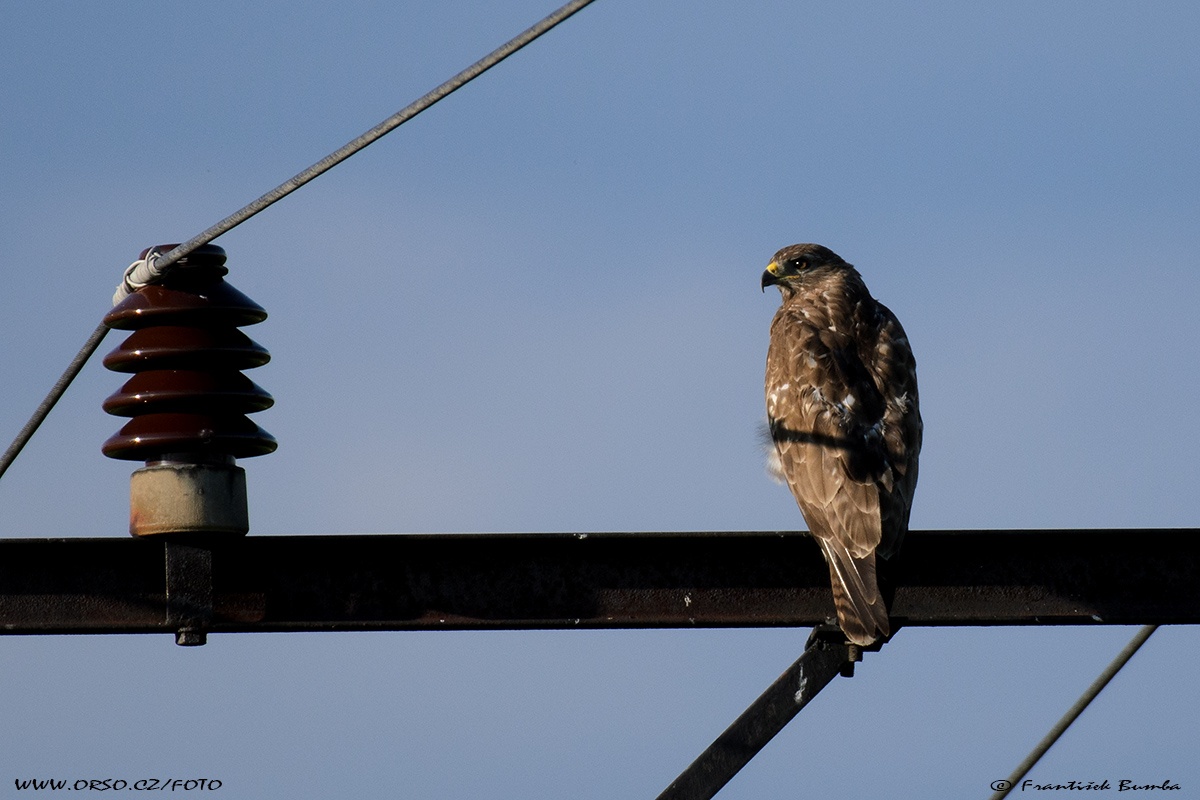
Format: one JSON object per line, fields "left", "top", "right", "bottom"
{"left": 2, "top": 1, "right": 1198, "bottom": 797}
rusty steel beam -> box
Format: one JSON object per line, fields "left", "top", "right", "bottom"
{"left": 0, "top": 529, "right": 1197, "bottom": 637}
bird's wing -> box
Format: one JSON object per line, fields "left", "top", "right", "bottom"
{"left": 862, "top": 303, "right": 922, "bottom": 556}
{"left": 765, "top": 308, "right": 887, "bottom": 556}
{"left": 765, "top": 306, "right": 896, "bottom": 643}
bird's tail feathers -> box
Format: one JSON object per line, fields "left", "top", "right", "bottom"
{"left": 819, "top": 540, "right": 890, "bottom": 646}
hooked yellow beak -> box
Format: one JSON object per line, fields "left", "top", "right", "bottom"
{"left": 761, "top": 260, "right": 781, "bottom": 292}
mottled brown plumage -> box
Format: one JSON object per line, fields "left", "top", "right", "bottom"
{"left": 762, "top": 244, "right": 921, "bottom": 645}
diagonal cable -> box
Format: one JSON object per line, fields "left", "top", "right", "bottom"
{"left": 990, "top": 624, "right": 1158, "bottom": 800}
{"left": 0, "top": 0, "right": 598, "bottom": 482}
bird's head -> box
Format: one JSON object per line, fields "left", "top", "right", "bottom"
{"left": 761, "top": 243, "right": 848, "bottom": 292}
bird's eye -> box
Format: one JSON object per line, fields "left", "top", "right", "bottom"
{"left": 789, "top": 259, "right": 807, "bottom": 271}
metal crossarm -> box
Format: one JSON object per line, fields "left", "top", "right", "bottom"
{"left": 1, "top": 529, "right": 1197, "bottom": 637}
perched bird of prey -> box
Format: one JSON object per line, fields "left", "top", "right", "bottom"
{"left": 762, "top": 244, "right": 921, "bottom": 646}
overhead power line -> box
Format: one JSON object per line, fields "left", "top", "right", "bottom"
{"left": 990, "top": 624, "right": 1159, "bottom": 800}
{"left": 0, "top": 0, "right": 598, "bottom": 483}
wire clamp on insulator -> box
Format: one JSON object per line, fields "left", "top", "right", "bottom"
{"left": 113, "top": 245, "right": 170, "bottom": 305}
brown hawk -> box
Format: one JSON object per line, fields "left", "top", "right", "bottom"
{"left": 762, "top": 243, "right": 921, "bottom": 645}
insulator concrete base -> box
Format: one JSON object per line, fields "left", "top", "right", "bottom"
{"left": 129, "top": 463, "right": 249, "bottom": 537}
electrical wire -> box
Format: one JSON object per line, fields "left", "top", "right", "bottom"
{"left": 0, "top": 322, "right": 111, "bottom": 481}
{"left": 0, "top": 0, "right": 598, "bottom": 483}
{"left": 989, "top": 624, "right": 1159, "bottom": 800}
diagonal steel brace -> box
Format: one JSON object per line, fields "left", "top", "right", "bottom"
{"left": 656, "top": 627, "right": 873, "bottom": 800}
